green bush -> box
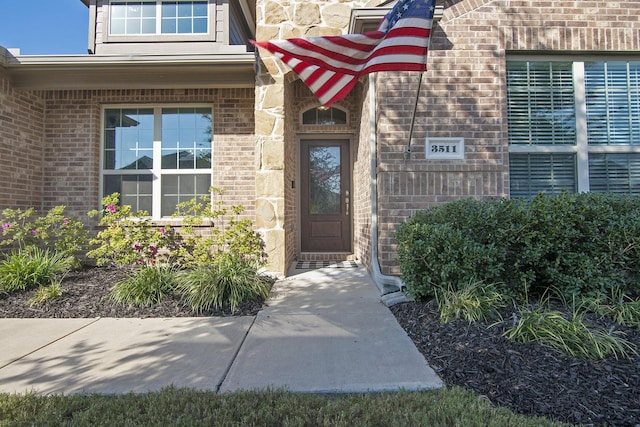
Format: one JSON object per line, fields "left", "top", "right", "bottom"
{"left": 110, "top": 265, "right": 178, "bottom": 307}
{"left": 397, "top": 221, "right": 504, "bottom": 300}
{"left": 0, "top": 248, "right": 74, "bottom": 293}
{"left": 501, "top": 192, "right": 638, "bottom": 299}
{"left": 397, "top": 193, "right": 640, "bottom": 301}
{"left": 87, "top": 193, "right": 174, "bottom": 267}
{"left": 171, "top": 187, "right": 266, "bottom": 268}
{"left": 1, "top": 206, "right": 87, "bottom": 266}
{"left": 176, "top": 253, "right": 271, "bottom": 313}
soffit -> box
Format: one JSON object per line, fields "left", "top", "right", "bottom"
{"left": 3, "top": 53, "right": 256, "bottom": 90}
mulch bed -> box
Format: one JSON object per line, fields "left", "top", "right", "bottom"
{"left": 0, "top": 266, "right": 262, "bottom": 318}
{"left": 1, "top": 267, "right": 640, "bottom": 425}
{"left": 391, "top": 300, "right": 640, "bottom": 427}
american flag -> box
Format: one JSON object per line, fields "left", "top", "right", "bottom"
{"left": 252, "top": 0, "right": 437, "bottom": 107}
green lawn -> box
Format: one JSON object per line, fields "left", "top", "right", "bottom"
{"left": 0, "top": 387, "right": 567, "bottom": 427}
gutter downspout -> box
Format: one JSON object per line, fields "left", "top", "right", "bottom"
{"left": 368, "top": 75, "right": 412, "bottom": 306}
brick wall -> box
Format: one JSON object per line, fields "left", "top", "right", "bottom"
{"left": 374, "top": 0, "right": 640, "bottom": 275}
{"left": 28, "top": 88, "right": 255, "bottom": 224}
{"left": 353, "top": 79, "right": 372, "bottom": 268}
{"left": 0, "top": 74, "right": 45, "bottom": 210}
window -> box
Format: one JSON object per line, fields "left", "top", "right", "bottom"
{"left": 507, "top": 59, "right": 640, "bottom": 198}
{"left": 302, "top": 107, "right": 347, "bottom": 125}
{"left": 229, "top": 0, "right": 253, "bottom": 46}
{"left": 109, "top": 0, "right": 208, "bottom": 35}
{"left": 103, "top": 106, "right": 213, "bottom": 218}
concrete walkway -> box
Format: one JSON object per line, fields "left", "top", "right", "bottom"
{"left": 0, "top": 266, "right": 442, "bottom": 395}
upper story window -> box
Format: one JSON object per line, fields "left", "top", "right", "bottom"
{"left": 507, "top": 59, "right": 640, "bottom": 198}
{"left": 109, "top": 0, "right": 208, "bottom": 36}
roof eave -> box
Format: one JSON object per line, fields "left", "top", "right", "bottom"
{"left": 3, "top": 53, "right": 257, "bottom": 90}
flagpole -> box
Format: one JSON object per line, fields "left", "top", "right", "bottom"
{"left": 404, "top": 72, "right": 424, "bottom": 163}
{"left": 404, "top": 1, "right": 435, "bottom": 163}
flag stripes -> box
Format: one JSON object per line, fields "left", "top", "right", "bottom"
{"left": 252, "top": 0, "right": 436, "bottom": 107}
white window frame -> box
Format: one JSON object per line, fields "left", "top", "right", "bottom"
{"left": 104, "top": 0, "right": 216, "bottom": 43}
{"left": 508, "top": 57, "right": 640, "bottom": 195}
{"left": 100, "top": 104, "right": 214, "bottom": 220}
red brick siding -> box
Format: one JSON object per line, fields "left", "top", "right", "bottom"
{"left": 0, "top": 75, "right": 45, "bottom": 210}
{"left": 32, "top": 88, "right": 255, "bottom": 223}
{"left": 374, "top": 0, "right": 640, "bottom": 275}
{"left": 353, "top": 80, "right": 372, "bottom": 269}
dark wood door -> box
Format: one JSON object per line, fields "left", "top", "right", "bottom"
{"left": 300, "top": 140, "right": 351, "bottom": 252}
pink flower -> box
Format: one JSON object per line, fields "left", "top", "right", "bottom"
{"left": 134, "top": 244, "right": 141, "bottom": 251}
{"left": 149, "top": 245, "right": 158, "bottom": 255}
{"left": 159, "top": 228, "right": 166, "bottom": 234}
{"left": 106, "top": 204, "right": 117, "bottom": 213}
{"left": 31, "top": 229, "right": 38, "bottom": 236}
{"left": 137, "top": 259, "right": 144, "bottom": 265}
{"left": 63, "top": 220, "right": 70, "bottom": 226}
{"left": 1, "top": 223, "right": 11, "bottom": 230}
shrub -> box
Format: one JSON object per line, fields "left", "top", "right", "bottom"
{"left": 397, "top": 221, "right": 505, "bottom": 300}
{"left": 1, "top": 206, "right": 87, "bottom": 266}
{"left": 0, "top": 248, "right": 74, "bottom": 293}
{"left": 110, "top": 265, "right": 178, "bottom": 307}
{"left": 176, "top": 253, "right": 271, "bottom": 313}
{"left": 87, "top": 193, "right": 174, "bottom": 267}
{"left": 397, "top": 193, "right": 640, "bottom": 302}
{"left": 435, "top": 280, "right": 506, "bottom": 323}
{"left": 503, "top": 301, "right": 637, "bottom": 360}
{"left": 172, "top": 187, "right": 266, "bottom": 268}
{"left": 501, "top": 192, "right": 638, "bottom": 299}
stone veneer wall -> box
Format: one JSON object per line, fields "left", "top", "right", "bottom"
{"left": 0, "top": 74, "right": 45, "bottom": 210}
{"left": 254, "top": 0, "right": 380, "bottom": 274}
{"left": 3, "top": 88, "right": 255, "bottom": 224}
{"left": 374, "top": 0, "right": 640, "bottom": 275}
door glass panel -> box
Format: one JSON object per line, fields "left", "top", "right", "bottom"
{"left": 309, "top": 146, "right": 341, "bottom": 214}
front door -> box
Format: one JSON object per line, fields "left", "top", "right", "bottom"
{"left": 300, "top": 140, "right": 351, "bottom": 252}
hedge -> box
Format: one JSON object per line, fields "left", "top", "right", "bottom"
{"left": 397, "top": 193, "right": 640, "bottom": 301}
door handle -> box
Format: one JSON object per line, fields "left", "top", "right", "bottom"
{"left": 345, "top": 190, "right": 350, "bottom": 216}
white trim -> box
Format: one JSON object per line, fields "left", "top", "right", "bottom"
{"left": 574, "top": 61, "right": 590, "bottom": 192}
{"left": 104, "top": 0, "right": 215, "bottom": 42}
{"left": 508, "top": 58, "right": 640, "bottom": 196}
{"left": 100, "top": 104, "right": 214, "bottom": 220}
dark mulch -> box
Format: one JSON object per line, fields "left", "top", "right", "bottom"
{"left": 2, "top": 267, "right": 640, "bottom": 426}
{"left": 391, "top": 300, "right": 640, "bottom": 427}
{"left": 0, "top": 266, "right": 263, "bottom": 318}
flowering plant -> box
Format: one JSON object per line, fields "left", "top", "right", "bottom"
{"left": 0, "top": 206, "right": 87, "bottom": 263}
{"left": 172, "top": 186, "right": 266, "bottom": 268}
{"left": 87, "top": 193, "right": 174, "bottom": 267}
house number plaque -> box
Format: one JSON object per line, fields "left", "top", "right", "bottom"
{"left": 425, "top": 137, "right": 465, "bottom": 160}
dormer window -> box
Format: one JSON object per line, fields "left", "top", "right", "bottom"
{"left": 92, "top": 0, "right": 253, "bottom": 54}
{"left": 109, "top": 0, "right": 208, "bottom": 36}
